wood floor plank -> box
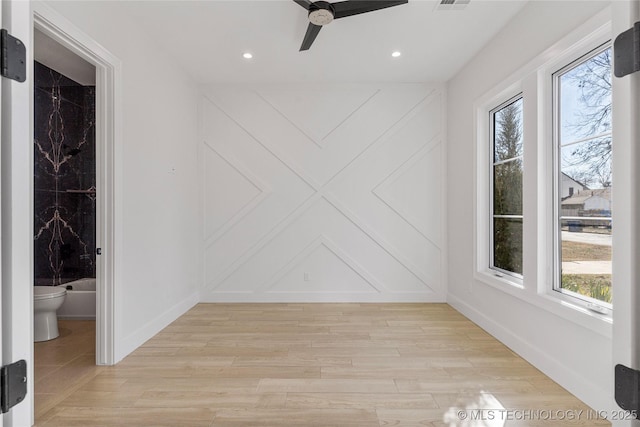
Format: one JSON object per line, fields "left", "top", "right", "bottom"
{"left": 232, "top": 355, "right": 352, "bottom": 367}
{"left": 210, "top": 408, "right": 379, "bottom": 427}
{"left": 285, "top": 392, "right": 440, "bottom": 410}
{"left": 133, "top": 390, "right": 287, "bottom": 409}
{"left": 117, "top": 354, "right": 236, "bottom": 368}
{"left": 394, "top": 378, "right": 541, "bottom": 394}
{"left": 257, "top": 378, "right": 397, "bottom": 393}
{"left": 54, "top": 389, "right": 145, "bottom": 408}
{"left": 377, "top": 407, "right": 452, "bottom": 426}
{"left": 39, "top": 407, "right": 216, "bottom": 427}
{"left": 320, "top": 366, "right": 452, "bottom": 380}
{"left": 351, "top": 356, "right": 472, "bottom": 369}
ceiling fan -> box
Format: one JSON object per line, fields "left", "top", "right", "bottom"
{"left": 293, "top": 0, "right": 408, "bottom": 51}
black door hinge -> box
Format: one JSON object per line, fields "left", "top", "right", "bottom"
{"left": 0, "top": 360, "right": 27, "bottom": 414}
{"left": 614, "top": 22, "right": 640, "bottom": 78}
{"left": 0, "top": 29, "right": 26, "bottom": 82}
{"left": 615, "top": 364, "right": 640, "bottom": 418}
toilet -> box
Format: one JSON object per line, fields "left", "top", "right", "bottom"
{"left": 34, "top": 286, "right": 67, "bottom": 342}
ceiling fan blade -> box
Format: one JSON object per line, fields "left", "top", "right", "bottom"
{"left": 293, "top": 0, "right": 312, "bottom": 10}
{"left": 332, "top": 0, "right": 408, "bottom": 19}
{"left": 300, "top": 23, "right": 322, "bottom": 51}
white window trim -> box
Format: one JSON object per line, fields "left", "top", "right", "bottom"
{"left": 477, "top": 88, "right": 525, "bottom": 289}
{"left": 546, "top": 33, "right": 613, "bottom": 314}
{"left": 473, "top": 7, "right": 613, "bottom": 338}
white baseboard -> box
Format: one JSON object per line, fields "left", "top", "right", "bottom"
{"left": 447, "top": 292, "right": 610, "bottom": 412}
{"left": 117, "top": 291, "right": 199, "bottom": 362}
{"left": 200, "top": 292, "right": 446, "bottom": 303}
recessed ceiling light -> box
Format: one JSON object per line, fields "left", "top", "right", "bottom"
{"left": 243, "top": 52, "right": 253, "bottom": 59}
{"left": 391, "top": 51, "right": 402, "bottom": 58}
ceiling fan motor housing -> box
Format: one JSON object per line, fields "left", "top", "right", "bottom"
{"left": 308, "top": 1, "right": 335, "bottom": 25}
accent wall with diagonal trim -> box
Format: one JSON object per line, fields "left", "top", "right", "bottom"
{"left": 201, "top": 84, "right": 446, "bottom": 302}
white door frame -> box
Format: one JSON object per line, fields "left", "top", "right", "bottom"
{"left": 32, "top": 2, "right": 121, "bottom": 367}
{"left": 611, "top": 1, "right": 640, "bottom": 426}
{"left": 1, "top": 2, "right": 5, "bottom": 427}
{"left": 2, "top": 0, "right": 34, "bottom": 425}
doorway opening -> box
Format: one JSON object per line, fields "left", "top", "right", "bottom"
{"left": 32, "top": 28, "right": 98, "bottom": 416}
{"left": 31, "top": 4, "right": 119, "bottom": 419}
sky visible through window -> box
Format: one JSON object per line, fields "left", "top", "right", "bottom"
{"left": 559, "top": 48, "right": 612, "bottom": 189}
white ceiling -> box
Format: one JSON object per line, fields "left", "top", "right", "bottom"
{"left": 118, "top": 0, "right": 528, "bottom": 84}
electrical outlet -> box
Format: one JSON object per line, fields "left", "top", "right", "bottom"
{"left": 304, "top": 272, "right": 310, "bottom": 281}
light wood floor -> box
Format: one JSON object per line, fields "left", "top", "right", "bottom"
{"left": 35, "top": 304, "right": 609, "bottom": 426}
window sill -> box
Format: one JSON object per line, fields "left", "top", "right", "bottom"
{"left": 475, "top": 269, "right": 524, "bottom": 291}
{"left": 539, "top": 290, "right": 613, "bottom": 325}
{"left": 474, "top": 270, "right": 612, "bottom": 339}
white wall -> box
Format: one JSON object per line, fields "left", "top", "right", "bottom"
{"left": 585, "top": 195, "right": 611, "bottom": 211}
{"left": 447, "top": 0, "right": 612, "bottom": 411}
{"left": 43, "top": 1, "right": 202, "bottom": 361}
{"left": 561, "top": 173, "right": 587, "bottom": 199}
{"left": 201, "top": 84, "right": 446, "bottom": 302}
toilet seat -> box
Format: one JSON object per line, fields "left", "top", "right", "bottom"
{"left": 34, "top": 286, "right": 67, "bottom": 301}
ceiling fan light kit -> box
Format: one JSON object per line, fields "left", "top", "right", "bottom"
{"left": 293, "top": 0, "right": 409, "bottom": 51}
{"left": 309, "top": 6, "right": 334, "bottom": 25}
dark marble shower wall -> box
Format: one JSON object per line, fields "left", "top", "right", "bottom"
{"left": 34, "top": 61, "right": 96, "bottom": 286}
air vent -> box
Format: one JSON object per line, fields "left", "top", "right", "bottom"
{"left": 436, "top": 0, "right": 470, "bottom": 10}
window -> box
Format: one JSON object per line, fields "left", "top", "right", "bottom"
{"left": 490, "top": 96, "right": 523, "bottom": 277}
{"left": 475, "top": 16, "right": 612, "bottom": 329}
{"left": 553, "top": 43, "right": 612, "bottom": 307}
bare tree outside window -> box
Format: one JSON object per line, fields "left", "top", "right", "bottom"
{"left": 560, "top": 47, "right": 611, "bottom": 188}
{"left": 492, "top": 98, "right": 523, "bottom": 276}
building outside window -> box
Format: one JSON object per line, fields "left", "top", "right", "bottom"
{"left": 553, "top": 43, "right": 612, "bottom": 306}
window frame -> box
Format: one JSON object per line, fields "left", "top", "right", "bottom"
{"left": 489, "top": 94, "right": 524, "bottom": 280}
{"left": 551, "top": 41, "right": 613, "bottom": 312}
{"left": 474, "top": 82, "right": 524, "bottom": 291}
